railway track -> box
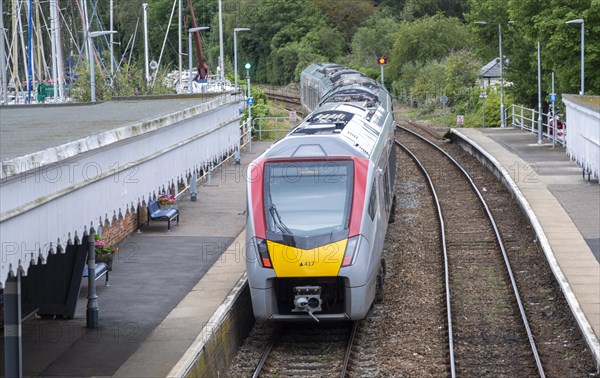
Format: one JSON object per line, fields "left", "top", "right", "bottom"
{"left": 262, "top": 88, "right": 302, "bottom": 108}
{"left": 396, "top": 125, "right": 545, "bottom": 377}
{"left": 252, "top": 321, "right": 358, "bottom": 377}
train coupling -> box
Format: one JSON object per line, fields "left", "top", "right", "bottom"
{"left": 292, "top": 286, "right": 322, "bottom": 322}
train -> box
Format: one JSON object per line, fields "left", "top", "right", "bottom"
{"left": 246, "top": 63, "right": 396, "bottom": 322}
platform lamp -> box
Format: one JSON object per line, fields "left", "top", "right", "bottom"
{"left": 233, "top": 28, "right": 250, "bottom": 90}
{"left": 89, "top": 31, "right": 117, "bottom": 102}
{"left": 245, "top": 62, "right": 253, "bottom": 153}
{"left": 566, "top": 19, "right": 584, "bottom": 95}
{"left": 188, "top": 26, "right": 210, "bottom": 94}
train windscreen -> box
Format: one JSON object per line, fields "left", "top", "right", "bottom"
{"left": 264, "top": 161, "right": 353, "bottom": 237}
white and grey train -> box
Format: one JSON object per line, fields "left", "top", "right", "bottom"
{"left": 246, "top": 63, "right": 396, "bottom": 322}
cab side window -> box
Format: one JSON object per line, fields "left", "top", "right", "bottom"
{"left": 368, "top": 181, "right": 377, "bottom": 220}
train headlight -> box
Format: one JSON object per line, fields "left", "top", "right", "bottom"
{"left": 342, "top": 236, "right": 361, "bottom": 267}
{"left": 255, "top": 238, "right": 273, "bottom": 268}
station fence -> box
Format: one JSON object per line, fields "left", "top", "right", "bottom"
{"left": 509, "top": 104, "right": 566, "bottom": 147}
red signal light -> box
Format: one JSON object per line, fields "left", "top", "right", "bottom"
{"left": 378, "top": 57, "right": 387, "bottom": 65}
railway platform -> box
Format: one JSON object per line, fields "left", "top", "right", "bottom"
{"left": 451, "top": 127, "right": 600, "bottom": 365}
{"left": 0, "top": 141, "right": 271, "bottom": 377}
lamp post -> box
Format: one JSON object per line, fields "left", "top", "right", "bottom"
{"left": 1, "top": 22, "right": 7, "bottom": 104}
{"left": 233, "top": 28, "right": 250, "bottom": 90}
{"left": 537, "top": 40, "right": 543, "bottom": 144}
{"left": 142, "top": 3, "right": 149, "bottom": 83}
{"left": 475, "top": 21, "right": 512, "bottom": 128}
{"left": 245, "top": 62, "right": 252, "bottom": 152}
{"left": 188, "top": 26, "right": 210, "bottom": 94}
{"left": 218, "top": 0, "right": 224, "bottom": 81}
{"left": 88, "top": 31, "right": 117, "bottom": 102}
{"left": 566, "top": 18, "right": 584, "bottom": 95}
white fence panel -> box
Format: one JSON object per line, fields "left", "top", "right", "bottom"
{"left": 563, "top": 95, "right": 600, "bottom": 180}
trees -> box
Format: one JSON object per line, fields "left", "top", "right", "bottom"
{"left": 467, "top": 0, "right": 599, "bottom": 106}
{"left": 241, "top": 0, "right": 325, "bottom": 83}
{"left": 350, "top": 9, "right": 399, "bottom": 67}
{"left": 388, "top": 14, "right": 475, "bottom": 81}
{"left": 312, "top": 0, "right": 375, "bottom": 44}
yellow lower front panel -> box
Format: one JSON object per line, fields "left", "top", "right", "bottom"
{"left": 268, "top": 239, "right": 348, "bottom": 277}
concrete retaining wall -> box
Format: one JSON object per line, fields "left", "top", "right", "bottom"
{"left": 168, "top": 275, "right": 254, "bottom": 378}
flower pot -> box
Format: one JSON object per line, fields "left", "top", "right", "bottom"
{"left": 95, "top": 253, "right": 114, "bottom": 271}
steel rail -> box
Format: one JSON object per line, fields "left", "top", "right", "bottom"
{"left": 395, "top": 137, "right": 456, "bottom": 378}
{"left": 252, "top": 332, "right": 279, "bottom": 378}
{"left": 398, "top": 125, "right": 545, "bottom": 377}
{"left": 339, "top": 321, "right": 359, "bottom": 378}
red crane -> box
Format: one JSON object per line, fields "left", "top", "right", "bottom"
{"left": 188, "top": 0, "right": 208, "bottom": 80}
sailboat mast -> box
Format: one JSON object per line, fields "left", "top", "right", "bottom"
{"left": 49, "top": 0, "right": 58, "bottom": 99}
{"left": 0, "top": 0, "right": 7, "bottom": 104}
{"left": 35, "top": 0, "right": 42, "bottom": 89}
{"left": 55, "top": 0, "right": 64, "bottom": 100}
{"left": 11, "top": 0, "right": 21, "bottom": 100}
{"left": 27, "top": 0, "right": 33, "bottom": 103}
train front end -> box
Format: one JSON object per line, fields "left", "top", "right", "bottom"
{"left": 246, "top": 151, "right": 376, "bottom": 322}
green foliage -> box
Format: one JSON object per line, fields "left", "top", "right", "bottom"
{"left": 389, "top": 14, "right": 475, "bottom": 81}
{"left": 241, "top": 86, "right": 270, "bottom": 133}
{"left": 312, "top": 0, "right": 375, "bottom": 43}
{"left": 401, "top": 0, "right": 469, "bottom": 21}
{"left": 497, "top": 0, "right": 599, "bottom": 103}
{"left": 302, "top": 26, "right": 346, "bottom": 61}
{"left": 243, "top": 0, "right": 326, "bottom": 83}
{"left": 408, "top": 61, "right": 446, "bottom": 111}
{"left": 71, "top": 60, "right": 173, "bottom": 102}
{"left": 474, "top": 86, "right": 514, "bottom": 127}
{"left": 476, "top": 88, "right": 501, "bottom": 127}
{"left": 267, "top": 44, "right": 301, "bottom": 85}
{"left": 349, "top": 9, "right": 399, "bottom": 67}
{"left": 10, "top": 0, "right": 597, "bottom": 118}
{"left": 443, "top": 49, "right": 482, "bottom": 107}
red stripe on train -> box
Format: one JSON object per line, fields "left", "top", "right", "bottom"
{"left": 349, "top": 156, "right": 369, "bottom": 237}
{"left": 249, "top": 159, "right": 267, "bottom": 239}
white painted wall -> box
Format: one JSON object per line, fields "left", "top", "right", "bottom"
{"left": 563, "top": 95, "right": 600, "bottom": 181}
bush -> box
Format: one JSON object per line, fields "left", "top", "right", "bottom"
{"left": 71, "top": 59, "right": 174, "bottom": 102}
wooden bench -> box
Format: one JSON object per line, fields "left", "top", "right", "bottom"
{"left": 83, "top": 262, "right": 110, "bottom": 286}
{"left": 147, "top": 199, "right": 179, "bottom": 231}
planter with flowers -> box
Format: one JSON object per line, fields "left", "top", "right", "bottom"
{"left": 158, "top": 194, "right": 178, "bottom": 210}
{"left": 94, "top": 235, "right": 117, "bottom": 271}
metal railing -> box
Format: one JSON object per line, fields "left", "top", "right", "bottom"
{"left": 510, "top": 104, "right": 566, "bottom": 147}
{"left": 253, "top": 116, "right": 300, "bottom": 141}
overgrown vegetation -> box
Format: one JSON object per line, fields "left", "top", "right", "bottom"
{"left": 71, "top": 61, "right": 173, "bottom": 102}
{"left": 3, "top": 0, "right": 597, "bottom": 124}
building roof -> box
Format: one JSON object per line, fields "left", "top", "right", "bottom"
{"left": 479, "top": 58, "right": 501, "bottom": 79}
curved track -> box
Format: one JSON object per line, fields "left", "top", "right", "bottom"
{"left": 396, "top": 125, "right": 545, "bottom": 377}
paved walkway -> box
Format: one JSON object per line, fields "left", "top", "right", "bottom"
{"left": 453, "top": 127, "right": 599, "bottom": 364}
{"left": 0, "top": 141, "right": 271, "bottom": 377}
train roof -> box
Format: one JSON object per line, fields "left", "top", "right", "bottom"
{"left": 263, "top": 102, "right": 383, "bottom": 160}
{"left": 303, "top": 63, "right": 391, "bottom": 113}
